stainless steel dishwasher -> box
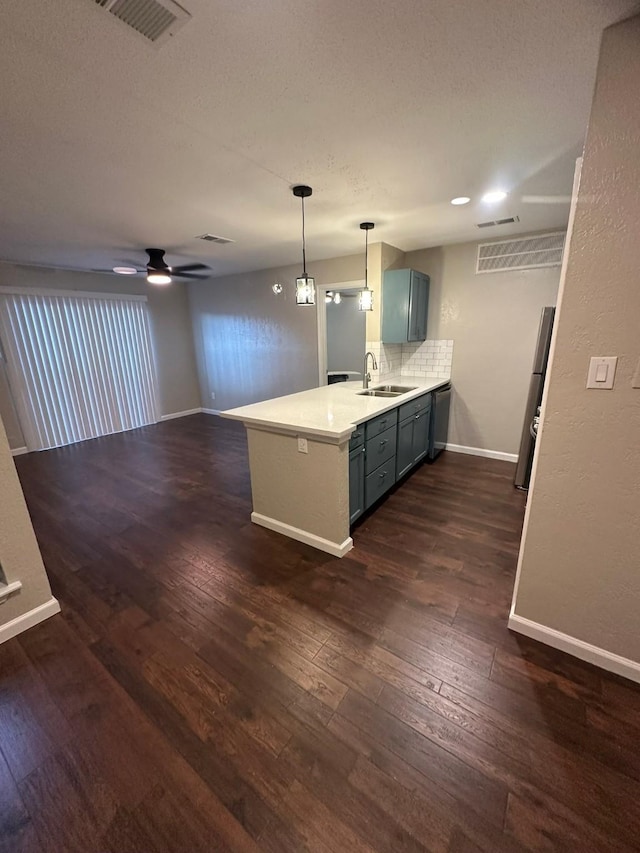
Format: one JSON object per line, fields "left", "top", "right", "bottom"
{"left": 428, "top": 384, "right": 451, "bottom": 461}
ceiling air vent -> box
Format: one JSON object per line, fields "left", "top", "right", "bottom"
{"left": 195, "top": 234, "right": 235, "bottom": 245}
{"left": 93, "top": 0, "right": 190, "bottom": 45}
{"left": 477, "top": 216, "right": 520, "bottom": 228}
{"left": 476, "top": 231, "right": 566, "bottom": 274}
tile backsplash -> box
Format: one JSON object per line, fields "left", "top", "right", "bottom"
{"left": 365, "top": 340, "right": 453, "bottom": 383}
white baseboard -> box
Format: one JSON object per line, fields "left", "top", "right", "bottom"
{"left": 446, "top": 443, "right": 518, "bottom": 464}
{"left": 0, "top": 597, "right": 61, "bottom": 646}
{"left": 10, "top": 446, "right": 28, "bottom": 457}
{"left": 160, "top": 408, "right": 202, "bottom": 421}
{"left": 201, "top": 408, "right": 222, "bottom": 416}
{"left": 508, "top": 612, "right": 640, "bottom": 685}
{"left": 251, "top": 512, "right": 353, "bottom": 558}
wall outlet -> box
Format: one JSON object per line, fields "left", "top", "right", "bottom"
{"left": 297, "top": 437, "right": 308, "bottom": 454}
{"left": 211, "top": 391, "right": 216, "bottom": 401}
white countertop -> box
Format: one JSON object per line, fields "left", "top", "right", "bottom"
{"left": 221, "top": 375, "right": 451, "bottom": 443}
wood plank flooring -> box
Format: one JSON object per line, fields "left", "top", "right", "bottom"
{"left": 2, "top": 413, "right": 640, "bottom": 852}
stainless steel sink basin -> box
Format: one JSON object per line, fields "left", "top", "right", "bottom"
{"left": 357, "top": 389, "right": 402, "bottom": 398}
{"left": 373, "top": 384, "right": 417, "bottom": 393}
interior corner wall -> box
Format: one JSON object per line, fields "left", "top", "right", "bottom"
{"left": 188, "top": 252, "right": 364, "bottom": 412}
{"left": 0, "top": 264, "right": 201, "bottom": 449}
{"left": 0, "top": 412, "right": 57, "bottom": 637}
{"left": 511, "top": 15, "right": 640, "bottom": 668}
{"left": 404, "top": 239, "right": 561, "bottom": 456}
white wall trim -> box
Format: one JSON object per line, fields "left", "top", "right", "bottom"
{"left": 251, "top": 511, "right": 353, "bottom": 558}
{"left": 446, "top": 443, "right": 517, "bottom": 464}
{"left": 509, "top": 611, "right": 640, "bottom": 685}
{"left": 10, "top": 446, "right": 28, "bottom": 456}
{"left": 160, "top": 408, "right": 202, "bottom": 421}
{"left": 0, "top": 597, "right": 61, "bottom": 646}
{"left": 201, "top": 407, "right": 222, "bottom": 416}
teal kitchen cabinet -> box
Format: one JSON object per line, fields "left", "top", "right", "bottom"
{"left": 381, "top": 269, "right": 430, "bottom": 343}
{"left": 396, "top": 395, "right": 431, "bottom": 479}
{"left": 349, "top": 444, "right": 366, "bottom": 524}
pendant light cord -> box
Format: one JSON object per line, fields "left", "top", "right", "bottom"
{"left": 365, "top": 227, "right": 368, "bottom": 287}
{"left": 301, "top": 196, "right": 307, "bottom": 276}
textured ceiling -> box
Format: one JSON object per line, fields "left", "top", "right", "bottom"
{"left": 0, "top": 0, "right": 638, "bottom": 277}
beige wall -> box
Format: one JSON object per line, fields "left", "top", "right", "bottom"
{"left": 0, "top": 263, "right": 200, "bottom": 448}
{"left": 189, "top": 251, "right": 365, "bottom": 412}
{"left": 405, "top": 241, "right": 561, "bottom": 455}
{"left": 512, "top": 16, "right": 640, "bottom": 664}
{"left": 0, "top": 414, "right": 56, "bottom": 631}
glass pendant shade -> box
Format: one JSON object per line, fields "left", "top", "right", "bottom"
{"left": 296, "top": 274, "right": 316, "bottom": 305}
{"left": 358, "top": 221, "right": 375, "bottom": 311}
{"left": 358, "top": 287, "right": 373, "bottom": 311}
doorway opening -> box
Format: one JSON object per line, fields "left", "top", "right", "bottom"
{"left": 316, "top": 280, "right": 365, "bottom": 386}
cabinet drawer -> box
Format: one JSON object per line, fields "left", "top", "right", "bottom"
{"left": 365, "top": 458, "right": 396, "bottom": 509}
{"left": 399, "top": 394, "right": 431, "bottom": 423}
{"left": 364, "top": 423, "right": 397, "bottom": 475}
{"left": 364, "top": 409, "right": 398, "bottom": 440}
{"left": 349, "top": 427, "right": 365, "bottom": 451}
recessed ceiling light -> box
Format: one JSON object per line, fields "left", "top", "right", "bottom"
{"left": 113, "top": 266, "right": 138, "bottom": 275}
{"left": 450, "top": 196, "right": 471, "bottom": 206}
{"left": 482, "top": 190, "right": 508, "bottom": 203}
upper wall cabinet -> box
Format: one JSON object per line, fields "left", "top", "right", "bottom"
{"left": 381, "top": 269, "right": 430, "bottom": 343}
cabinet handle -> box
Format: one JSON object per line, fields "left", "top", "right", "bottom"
{"left": 362, "top": 446, "right": 366, "bottom": 454}
{"left": 415, "top": 414, "right": 420, "bottom": 420}
{"left": 379, "top": 439, "right": 387, "bottom": 447}
{"left": 380, "top": 421, "right": 387, "bottom": 428}
{"left": 379, "top": 471, "right": 387, "bottom": 479}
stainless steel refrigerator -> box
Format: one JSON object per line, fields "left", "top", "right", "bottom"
{"left": 514, "top": 306, "right": 555, "bottom": 490}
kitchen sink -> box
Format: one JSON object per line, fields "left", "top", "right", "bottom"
{"left": 373, "top": 384, "right": 417, "bottom": 393}
{"left": 357, "top": 389, "right": 402, "bottom": 398}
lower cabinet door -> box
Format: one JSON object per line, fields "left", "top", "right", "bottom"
{"left": 412, "top": 408, "right": 430, "bottom": 463}
{"left": 396, "top": 416, "right": 415, "bottom": 479}
{"left": 365, "top": 458, "right": 396, "bottom": 510}
{"left": 349, "top": 445, "right": 366, "bottom": 524}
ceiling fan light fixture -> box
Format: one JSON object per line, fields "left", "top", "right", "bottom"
{"left": 358, "top": 222, "right": 375, "bottom": 312}
{"left": 147, "top": 272, "right": 172, "bottom": 285}
{"left": 450, "top": 196, "right": 471, "bottom": 206}
{"left": 292, "top": 185, "right": 316, "bottom": 306}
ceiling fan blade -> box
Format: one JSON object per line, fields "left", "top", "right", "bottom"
{"left": 173, "top": 271, "right": 210, "bottom": 280}
{"left": 174, "top": 263, "right": 210, "bottom": 273}
{"left": 521, "top": 195, "right": 572, "bottom": 204}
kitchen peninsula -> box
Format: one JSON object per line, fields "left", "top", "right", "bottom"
{"left": 222, "top": 376, "right": 450, "bottom": 557}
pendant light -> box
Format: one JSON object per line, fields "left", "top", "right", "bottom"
{"left": 292, "top": 185, "right": 315, "bottom": 306}
{"left": 358, "top": 222, "right": 375, "bottom": 311}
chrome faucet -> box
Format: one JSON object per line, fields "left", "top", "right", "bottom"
{"left": 363, "top": 351, "right": 378, "bottom": 388}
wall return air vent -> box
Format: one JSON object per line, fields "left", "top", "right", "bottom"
{"left": 476, "top": 231, "right": 566, "bottom": 274}
{"left": 93, "top": 0, "right": 190, "bottom": 45}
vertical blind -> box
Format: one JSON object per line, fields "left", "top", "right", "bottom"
{"left": 0, "top": 290, "right": 158, "bottom": 451}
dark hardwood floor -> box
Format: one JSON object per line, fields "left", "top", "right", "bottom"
{"left": 3, "top": 413, "right": 640, "bottom": 852}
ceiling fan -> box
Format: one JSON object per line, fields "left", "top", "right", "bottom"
{"left": 109, "top": 248, "right": 211, "bottom": 284}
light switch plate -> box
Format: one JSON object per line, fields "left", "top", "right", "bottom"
{"left": 586, "top": 356, "right": 617, "bottom": 389}
{"left": 297, "top": 437, "right": 308, "bottom": 454}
